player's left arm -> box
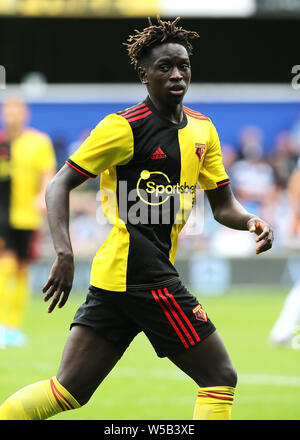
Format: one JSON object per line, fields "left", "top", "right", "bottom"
{"left": 205, "top": 184, "right": 274, "bottom": 255}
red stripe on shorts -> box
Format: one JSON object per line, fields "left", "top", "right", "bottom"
{"left": 151, "top": 290, "right": 189, "bottom": 349}
{"left": 157, "top": 289, "right": 195, "bottom": 346}
{"left": 163, "top": 288, "right": 201, "bottom": 343}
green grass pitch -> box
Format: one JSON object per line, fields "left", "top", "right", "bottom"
{"left": 0, "top": 288, "right": 300, "bottom": 420}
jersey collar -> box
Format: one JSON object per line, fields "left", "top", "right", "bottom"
{"left": 145, "top": 96, "right": 187, "bottom": 129}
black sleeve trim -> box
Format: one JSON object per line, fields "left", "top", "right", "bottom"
{"left": 216, "top": 178, "right": 231, "bottom": 188}
{"left": 66, "top": 159, "right": 97, "bottom": 178}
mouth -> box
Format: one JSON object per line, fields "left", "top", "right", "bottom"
{"left": 169, "top": 85, "right": 186, "bottom": 96}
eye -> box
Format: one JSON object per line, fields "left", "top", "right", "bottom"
{"left": 159, "top": 64, "right": 170, "bottom": 72}
{"left": 180, "top": 63, "right": 190, "bottom": 70}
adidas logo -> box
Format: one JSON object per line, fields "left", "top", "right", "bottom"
{"left": 151, "top": 147, "right": 167, "bottom": 159}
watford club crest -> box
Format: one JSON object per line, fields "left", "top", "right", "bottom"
{"left": 192, "top": 304, "right": 208, "bottom": 322}
{"left": 195, "top": 143, "right": 205, "bottom": 161}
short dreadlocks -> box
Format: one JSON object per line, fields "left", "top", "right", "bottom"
{"left": 124, "top": 17, "right": 199, "bottom": 70}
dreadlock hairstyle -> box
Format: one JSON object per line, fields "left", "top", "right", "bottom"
{"left": 124, "top": 16, "right": 200, "bottom": 69}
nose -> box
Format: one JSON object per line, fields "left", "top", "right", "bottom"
{"left": 169, "top": 66, "right": 183, "bottom": 80}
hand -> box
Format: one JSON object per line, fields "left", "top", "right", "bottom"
{"left": 247, "top": 217, "right": 274, "bottom": 255}
{"left": 42, "top": 254, "right": 74, "bottom": 313}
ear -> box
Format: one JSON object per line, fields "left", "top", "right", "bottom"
{"left": 138, "top": 66, "right": 148, "bottom": 85}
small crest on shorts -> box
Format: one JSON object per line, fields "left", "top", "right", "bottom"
{"left": 192, "top": 304, "right": 207, "bottom": 321}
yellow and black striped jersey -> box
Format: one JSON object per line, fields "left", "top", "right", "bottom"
{"left": 0, "top": 128, "right": 56, "bottom": 230}
{"left": 67, "top": 96, "right": 230, "bottom": 292}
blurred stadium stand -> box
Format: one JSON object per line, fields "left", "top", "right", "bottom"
{"left": 1, "top": 1, "right": 300, "bottom": 294}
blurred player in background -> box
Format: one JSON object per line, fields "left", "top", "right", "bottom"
{"left": 0, "top": 18, "right": 273, "bottom": 420}
{"left": 269, "top": 160, "right": 300, "bottom": 348}
{"left": 0, "top": 98, "right": 56, "bottom": 346}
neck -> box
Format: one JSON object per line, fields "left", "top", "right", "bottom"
{"left": 148, "top": 95, "right": 183, "bottom": 124}
{"left": 4, "top": 125, "right": 24, "bottom": 140}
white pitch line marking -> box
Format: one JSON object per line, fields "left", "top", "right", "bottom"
{"left": 109, "top": 367, "right": 300, "bottom": 387}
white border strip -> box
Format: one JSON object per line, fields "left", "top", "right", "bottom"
{"left": 0, "top": 83, "right": 299, "bottom": 103}
{"left": 161, "top": 0, "right": 256, "bottom": 17}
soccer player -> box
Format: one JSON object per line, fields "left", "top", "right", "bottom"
{"left": 0, "top": 17, "right": 273, "bottom": 420}
{"left": 0, "top": 98, "right": 56, "bottom": 346}
{"left": 269, "top": 160, "right": 300, "bottom": 347}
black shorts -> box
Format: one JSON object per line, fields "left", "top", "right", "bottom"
{"left": 71, "top": 279, "right": 216, "bottom": 358}
{"left": 0, "top": 224, "right": 34, "bottom": 260}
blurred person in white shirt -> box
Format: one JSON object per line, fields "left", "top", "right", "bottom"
{"left": 269, "top": 159, "right": 300, "bottom": 348}
{"left": 230, "top": 126, "right": 277, "bottom": 222}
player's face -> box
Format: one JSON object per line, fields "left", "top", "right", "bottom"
{"left": 1, "top": 100, "right": 29, "bottom": 130}
{"left": 139, "top": 42, "right": 191, "bottom": 105}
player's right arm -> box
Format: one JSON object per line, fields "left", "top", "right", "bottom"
{"left": 42, "top": 165, "right": 89, "bottom": 313}
{"left": 42, "top": 113, "right": 134, "bottom": 313}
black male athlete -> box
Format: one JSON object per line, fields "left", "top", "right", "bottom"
{"left": 0, "top": 98, "right": 56, "bottom": 347}
{"left": 0, "top": 17, "right": 273, "bottom": 420}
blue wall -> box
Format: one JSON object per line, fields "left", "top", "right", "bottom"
{"left": 2, "top": 101, "right": 300, "bottom": 152}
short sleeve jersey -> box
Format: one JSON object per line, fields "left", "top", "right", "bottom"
{"left": 0, "top": 128, "right": 56, "bottom": 229}
{"left": 67, "top": 96, "right": 230, "bottom": 292}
